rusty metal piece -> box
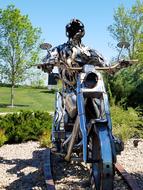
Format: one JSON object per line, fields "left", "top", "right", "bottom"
{"left": 43, "top": 148, "right": 55, "bottom": 190}
{"left": 115, "top": 163, "right": 140, "bottom": 190}
{"left": 65, "top": 116, "right": 80, "bottom": 161}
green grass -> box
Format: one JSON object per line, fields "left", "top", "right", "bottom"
{"left": 0, "top": 86, "right": 55, "bottom": 112}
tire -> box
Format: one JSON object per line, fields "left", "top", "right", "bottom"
{"left": 89, "top": 125, "right": 114, "bottom": 190}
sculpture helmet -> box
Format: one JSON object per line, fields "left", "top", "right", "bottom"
{"left": 66, "top": 19, "right": 85, "bottom": 39}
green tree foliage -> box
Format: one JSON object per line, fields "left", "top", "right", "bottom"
{"left": 0, "top": 5, "right": 41, "bottom": 107}
{"left": 108, "top": 0, "right": 143, "bottom": 109}
{"left": 110, "top": 62, "right": 143, "bottom": 108}
{"left": 108, "top": 0, "right": 143, "bottom": 59}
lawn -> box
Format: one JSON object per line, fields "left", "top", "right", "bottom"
{"left": 0, "top": 86, "right": 55, "bottom": 112}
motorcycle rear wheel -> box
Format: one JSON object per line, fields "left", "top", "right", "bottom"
{"left": 89, "top": 126, "right": 114, "bottom": 190}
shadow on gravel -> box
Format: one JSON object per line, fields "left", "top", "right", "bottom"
{"left": 51, "top": 152, "right": 91, "bottom": 189}
{"left": 130, "top": 172, "right": 143, "bottom": 190}
{"left": 52, "top": 152, "right": 143, "bottom": 190}
{"left": 0, "top": 149, "right": 47, "bottom": 190}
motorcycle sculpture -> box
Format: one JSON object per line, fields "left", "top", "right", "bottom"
{"left": 38, "top": 41, "right": 136, "bottom": 190}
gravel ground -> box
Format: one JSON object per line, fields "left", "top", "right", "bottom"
{"left": 0, "top": 141, "right": 47, "bottom": 190}
{"left": 0, "top": 139, "right": 143, "bottom": 190}
{"left": 52, "top": 154, "right": 130, "bottom": 190}
{"left": 52, "top": 139, "right": 143, "bottom": 190}
{"left": 117, "top": 139, "right": 143, "bottom": 190}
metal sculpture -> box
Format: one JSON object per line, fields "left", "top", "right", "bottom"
{"left": 38, "top": 19, "right": 136, "bottom": 190}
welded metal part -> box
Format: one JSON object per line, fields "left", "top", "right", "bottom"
{"left": 77, "top": 76, "right": 87, "bottom": 162}
{"left": 43, "top": 148, "right": 55, "bottom": 190}
{"left": 90, "top": 123, "right": 114, "bottom": 190}
{"left": 102, "top": 92, "right": 112, "bottom": 130}
{"left": 89, "top": 129, "right": 101, "bottom": 190}
{"left": 40, "top": 43, "right": 52, "bottom": 50}
{"left": 62, "top": 134, "right": 72, "bottom": 146}
{"left": 115, "top": 163, "right": 140, "bottom": 190}
{"left": 117, "top": 41, "right": 130, "bottom": 49}
{"left": 65, "top": 92, "right": 77, "bottom": 118}
{"left": 52, "top": 131, "right": 65, "bottom": 139}
{"left": 102, "top": 90, "right": 117, "bottom": 162}
{"left": 65, "top": 116, "right": 80, "bottom": 161}
{"left": 98, "top": 126, "right": 113, "bottom": 190}
{"left": 52, "top": 92, "right": 64, "bottom": 142}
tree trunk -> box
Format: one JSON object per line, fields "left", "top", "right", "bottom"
{"left": 10, "top": 64, "right": 15, "bottom": 107}
{"left": 10, "top": 84, "right": 14, "bottom": 107}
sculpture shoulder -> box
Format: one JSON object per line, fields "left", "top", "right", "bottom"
{"left": 88, "top": 48, "right": 107, "bottom": 67}
{"left": 56, "top": 43, "right": 70, "bottom": 51}
{"left": 48, "top": 43, "right": 67, "bottom": 57}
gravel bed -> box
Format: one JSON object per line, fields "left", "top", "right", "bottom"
{"left": 0, "top": 141, "right": 47, "bottom": 190}
{"left": 52, "top": 139, "right": 143, "bottom": 190}
{"left": 52, "top": 153, "right": 130, "bottom": 190}
{"left": 0, "top": 139, "right": 142, "bottom": 190}
{"left": 117, "top": 139, "right": 143, "bottom": 190}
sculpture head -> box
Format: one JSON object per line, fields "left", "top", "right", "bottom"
{"left": 66, "top": 19, "right": 85, "bottom": 42}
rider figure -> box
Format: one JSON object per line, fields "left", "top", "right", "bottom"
{"left": 40, "top": 18, "right": 107, "bottom": 75}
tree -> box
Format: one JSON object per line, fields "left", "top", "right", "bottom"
{"left": 107, "top": 0, "right": 143, "bottom": 109}
{"left": 108, "top": 0, "right": 143, "bottom": 59}
{"left": 0, "top": 5, "right": 41, "bottom": 107}
{"left": 25, "top": 68, "right": 47, "bottom": 87}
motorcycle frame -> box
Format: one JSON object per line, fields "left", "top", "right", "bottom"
{"left": 76, "top": 70, "right": 116, "bottom": 163}
{"left": 52, "top": 66, "right": 116, "bottom": 165}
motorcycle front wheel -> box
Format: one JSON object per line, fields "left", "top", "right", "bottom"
{"left": 89, "top": 125, "right": 114, "bottom": 190}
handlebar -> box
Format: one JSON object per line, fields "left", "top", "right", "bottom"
{"left": 65, "top": 59, "right": 138, "bottom": 71}
{"left": 33, "top": 59, "right": 138, "bottom": 73}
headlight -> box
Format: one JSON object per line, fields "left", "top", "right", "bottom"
{"left": 84, "top": 72, "right": 98, "bottom": 88}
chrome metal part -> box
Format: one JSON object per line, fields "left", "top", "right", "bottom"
{"left": 40, "top": 43, "right": 52, "bottom": 50}
{"left": 52, "top": 92, "right": 64, "bottom": 142}
{"left": 77, "top": 76, "right": 87, "bottom": 162}
{"left": 117, "top": 41, "right": 130, "bottom": 49}
{"left": 98, "top": 126, "right": 113, "bottom": 190}
{"left": 90, "top": 124, "right": 114, "bottom": 190}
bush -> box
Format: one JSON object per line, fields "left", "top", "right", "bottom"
{"left": 39, "top": 129, "right": 52, "bottom": 147}
{"left": 0, "top": 129, "right": 7, "bottom": 147}
{"left": 0, "top": 111, "right": 52, "bottom": 144}
{"left": 111, "top": 106, "right": 143, "bottom": 141}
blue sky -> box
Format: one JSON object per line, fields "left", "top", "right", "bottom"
{"left": 0, "top": 0, "right": 136, "bottom": 61}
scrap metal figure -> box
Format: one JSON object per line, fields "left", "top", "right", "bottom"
{"left": 40, "top": 18, "right": 110, "bottom": 148}
{"left": 38, "top": 19, "right": 136, "bottom": 190}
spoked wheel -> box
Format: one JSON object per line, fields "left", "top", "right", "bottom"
{"left": 89, "top": 125, "right": 114, "bottom": 190}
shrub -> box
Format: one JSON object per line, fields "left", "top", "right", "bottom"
{"left": 0, "top": 111, "right": 52, "bottom": 144}
{"left": 39, "top": 129, "right": 52, "bottom": 147}
{"left": 111, "top": 106, "right": 143, "bottom": 141}
{"left": 0, "top": 129, "right": 7, "bottom": 147}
